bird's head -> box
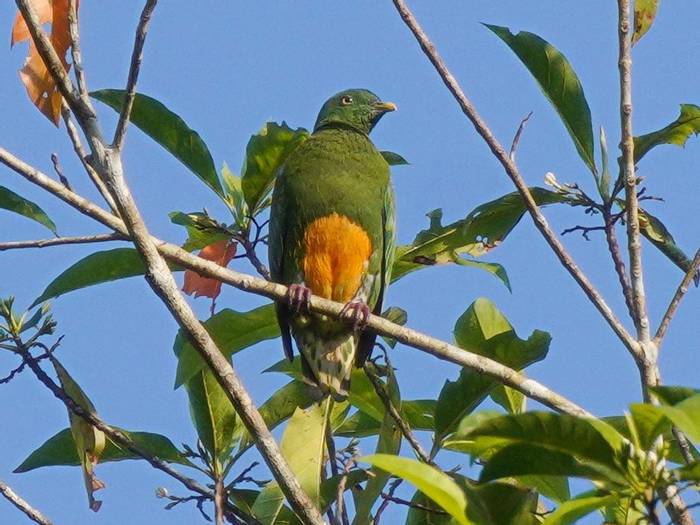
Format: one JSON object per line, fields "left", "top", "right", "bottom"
{"left": 313, "top": 89, "right": 396, "bottom": 134}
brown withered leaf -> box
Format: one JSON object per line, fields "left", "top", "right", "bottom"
{"left": 183, "top": 239, "right": 237, "bottom": 301}
{"left": 11, "top": 0, "right": 76, "bottom": 125}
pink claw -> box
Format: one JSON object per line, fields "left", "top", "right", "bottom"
{"left": 341, "top": 300, "right": 371, "bottom": 331}
{"left": 287, "top": 284, "right": 311, "bottom": 313}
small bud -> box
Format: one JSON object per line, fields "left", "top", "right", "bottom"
{"left": 155, "top": 487, "right": 169, "bottom": 499}
{"left": 544, "top": 172, "right": 558, "bottom": 187}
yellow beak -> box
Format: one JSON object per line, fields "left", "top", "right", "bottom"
{"left": 374, "top": 101, "right": 397, "bottom": 112}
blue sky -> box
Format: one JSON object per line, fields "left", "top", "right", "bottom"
{"left": 0, "top": 1, "right": 698, "bottom": 523}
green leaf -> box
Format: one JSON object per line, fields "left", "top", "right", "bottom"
{"left": 169, "top": 211, "right": 232, "bottom": 252}
{"left": 15, "top": 428, "right": 188, "bottom": 473}
{"left": 628, "top": 403, "right": 669, "bottom": 450}
{"left": 91, "top": 90, "right": 224, "bottom": 197}
{"left": 184, "top": 368, "right": 238, "bottom": 464}
{"left": 241, "top": 122, "right": 309, "bottom": 214}
{"left": 649, "top": 385, "right": 700, "bottom": 406}
{"left": 516, "top": 475, "right": 570, "bottom": 504}
{"left": 463, "top": 412, "right": 628, "bottom": 486}
{"left": 644, "top": 394, "right": 700, "bottom": 442}
{"left": 0, "top": 186, "right": 57, "bottom": 234}
{"left": 634, "top": 104, "right": 700, "bottom": 163}
{"left": 542, "top": 493, "right": 618, "bottom": 525}
{"left": 677, "top": 460, "right": 700, "bottom": 482}
{"left": 380, "top": 150, "right": 409, "bottom": 166}
{"left": 633, "top": 0, "right": 660, "bottom": 45}
{"left": 352, "top": 366, "right": 402, "bottom": 525}
{"left": 32, "top": 248, "right": 181, "bottom": 307}
{"left": 221, "top": 162, "right": 248, "bottom": 227}
{"left": 463, "top": 480, "right": 539, "bottom": 525}
{"left": 238, "top": 380, "right": 319, "bottom": 452}
{"left": 638, "top": 208, "right": 699, "bottom": 284}
{"left": 251, "top": 401, "right": 329, "bottom": 523}
{"left": 406, "top": 491, "right": 459, "bottom": 525}
{"left": 392, "top": 189, "right": 565, "bottom": 283}
{"left": 336, "top": 399, "right": 435, "bottom": 438}
{"left": 319, "top": 470, "right": 368, "bottom": 512}
{"left": 434, "top": 298, "right": 550, "bottom": 440}
{"left": 490, "top": 385, "right": 525, "bottom": 414}
{"left": 380, "top": 306, "right": 408, "bottom": 348}
{"left": 361, "top": 455, "right": 472, "bottom": 525}
{"left": 174, "top": 304, "right": 280, "bottom": 387}
{"left": 486, "top": 25, "right": 596, "bottom": 173}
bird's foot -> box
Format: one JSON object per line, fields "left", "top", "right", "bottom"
{"left": 341, "top": 300, "right": 370, "bottom": 331}
{"left": 287, "top": 284, "right": 311, "bottom": 313}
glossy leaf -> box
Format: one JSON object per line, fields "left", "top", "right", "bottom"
{"left": 392, "top": 189, "right": 564, "bottom": 283}
{"left": 336, "top": 399, "right": 435, "bottom": 438}
{"left": 241, "top": 122, "right": 309, "bottom": 214}
{"left": 32, "top": 248, "right": 181, "bottom": 307}
{"left": 486, "top": 25, "right": 596, "bottom": 173}
{"left": 643, "top": 394, "right": 700, "bottom": 442}
{"left": 91, "top": 90, "right": 224, "bottom": 197}
{"left": 184, "top": 368, "right": 238, "bottom": 463}
{"left": 221, "top": 162, "right": 248, "bottom": 227}
{"left": 542, "top": 493, "right": 617, "bottom": 525}
{"left": 463, "top": 480, "right": 539, "bottom": 525}
{"left": 251, "top": 401, "right": 329, "bottom": 523}
{"left": 463, "top": 412, "right": 628, "bottom": 486}
{"left": 0, "top": 186, "right": 57, "bottom": 234}
{"left": 490, "top": 385, "right": 525, "bottom": 414}
{"left": 434, "top": 298, "right": 550, "bottom": 439}
{"left": 628, "top": 403, "right": 669, "bottom": 450}
{"left": 406, "top": 491, "right": 458, "bottom": 525}
{"left": 598, "top": 127, "right": 611, "bottom": 200}
{"left": 650, "top": 385, "right": 700, "bottom": 406}
{"left": 15, "top": 427, "right": 187, "bottom": 472}
{"left": 638, "top": 208, "right": 699, "bottom": 285}
{"left": 174, "top": 304, "right": 279, "bottom": 387}
{"left": 633, "top": 0, "right": 660, "bottom": 45}
{"left": 380, "top": 150, "right": 409, "bottom": 166}
{"left": 380, "top": 306, "right": 408, "bottom": 348}
{"left": 362, "top": 455, "right": 472, "bottom": 525}
{"left": 169, "top": 211, "right": 232, "bottom": 252}
{"left": 634, "top": 104, "right": 700, "bottom": 163}
{"left": 516, "top": 475, "right": 570, "bottom": 504}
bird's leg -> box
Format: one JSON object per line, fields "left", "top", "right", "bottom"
{"left": 341, "top": 299, "right": 371, "bottom": 331}
{"left": 287, "top": 283, "right": 312, "bottom": 313}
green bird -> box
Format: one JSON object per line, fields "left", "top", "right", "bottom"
{"left": 269, "top": 88, "right": 397, "bottom": 400}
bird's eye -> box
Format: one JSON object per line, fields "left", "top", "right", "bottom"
{"left": 340, "top": 95, "right": 353, "bottom": 105}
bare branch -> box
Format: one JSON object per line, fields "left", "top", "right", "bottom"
{"left": 654, "top": 248, "right": 700, "bottom": 346}
{"left": 50, "top": 153, "right": 71, "bottom": 190}
{"left": 389, "top": 0, "right": 641, "bottom": 360}
{"left": 113, "top": 0, "right": 158, "bottom": 150}
{"left": 603, "top": 208, "right": 636, "bottom": 321}
{"left": 0, "top": 480, "right": 52, "bottom": 525}
{"left": 618, "top": 0, "right": 652, "bottom": 347}
{"left": 364, "top": 363, "right": 433, "bottom": 465}
{"left": 0, "top": 146, "right": 592, "bottom": 419}
{"left": 67, "top": 0, "right": 88, "bottom": 101}
{"left": 0, "top": 233, "right": 123, "bottom": 252}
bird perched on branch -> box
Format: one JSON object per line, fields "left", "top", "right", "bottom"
{"left": 269, "top": 89, "right": 397, "bottom": 400}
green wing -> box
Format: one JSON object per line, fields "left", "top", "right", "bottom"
{"left": 356, "top": 184, "right": 396, "bottom": 366}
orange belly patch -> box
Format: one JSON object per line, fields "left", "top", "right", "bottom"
{"left": 302, "top": 213, "right": 372, "bottom": 303}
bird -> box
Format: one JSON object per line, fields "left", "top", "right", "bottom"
{"left": 269, "top": 88, "right": 397, "bottom": 401}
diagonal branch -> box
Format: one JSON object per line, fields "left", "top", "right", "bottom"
{"left": 0, "top": 146, "right": 592, "bottom": 419}
{"left": 67, "top": 0, "right": 88, "bottom": 102}
{"left": 0, "top": 233, "right": 123, "bottom": 252}
{"left": 112, "top": 0, "right": 158, "bottom": 150}
{"left": 654, "top": 248, "right": 700, "bottom": 346}
{"left": 0, "top": 479, "right": 52, "bottom": 525}
{"left": 389, "top": 0, "right": 641, "bottom": 361}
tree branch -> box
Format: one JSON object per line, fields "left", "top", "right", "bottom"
{"left": 67, "top": 0, "right": 88, "bottom": 102}
{"left": 654, "top": 248, "right": 700, "bottom": 346}
{"left": 0, "top": 146, "right": 592, "bottom": 419}
{"left": 603, "top": 205, "right": 636, "bottom": 320}
{"left": 618, "top": 0, "right": 652, "bottom": 347}
{"left": 0, "top": 233, "right": 123, "bottom": 252}
{"left": 389, "top": 0, "right": 641, "bottom": 361}
{"left": 0, "top": 479, "right": 52, "bottom": 525}
{"left": 112, "top": 0, "right": 158, "bottom": 150}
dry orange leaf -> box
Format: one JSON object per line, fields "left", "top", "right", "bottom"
{"left": 183, "top": 239, "right": 237, "bottom": 300}
{"left": 11, "top": 0, "right": 76, "bottom": 125}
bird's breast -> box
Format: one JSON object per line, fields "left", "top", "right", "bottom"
{"left": 301, "top": 213, "right": 372, "bottom": 303}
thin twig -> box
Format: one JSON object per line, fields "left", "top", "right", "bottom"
{"left": 0, "top": 233, "right": 124, "bottom": 252}
{"left": 50, "top": 153, "right": 71, "bottom": 190}
{"left": 67, "top": 0, "right": 88, "bottom": 101}
{"left": 214, "top": 476, "right": 225, "bottom": 525}
{"left": 374, "top": 478, "right": 402, "bottom": 524}
{"left": 654, "top": 248, "right": 700, "bottom": 346}
{"left": 0, "top": 479, "right": 52, "bottom": 525}
{"left": 16, "top": 347, "right": 259, "bottom": 525}
{"left": 389, "top": 0, "right": 641, "bottom": 360}
{"left": 618, "top": 0, "right": 652, "bottom": 348}
{"left": 603, "top": 206, "right": 636, "bottom": 321}
{"left": 363, "top": 363, "right": 433, "bottom": 465}
{"left": 0, "top": 146, "right": 593, "bottom": 418}
{"left": 509, "top": 111, "right": 533, "bottom": 162}
{"left": 112, "top": 0, "right": 158, "bottom": 150}
{"left": 60, "top": 104, "right": 119, "bottom": 214}
{"left": 334, "top": 458, "right": 353, "bottom": 525}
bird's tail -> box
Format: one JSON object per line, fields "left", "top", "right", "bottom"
{"left": 298, "top": 332, "right": 356, "bottom": 401}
